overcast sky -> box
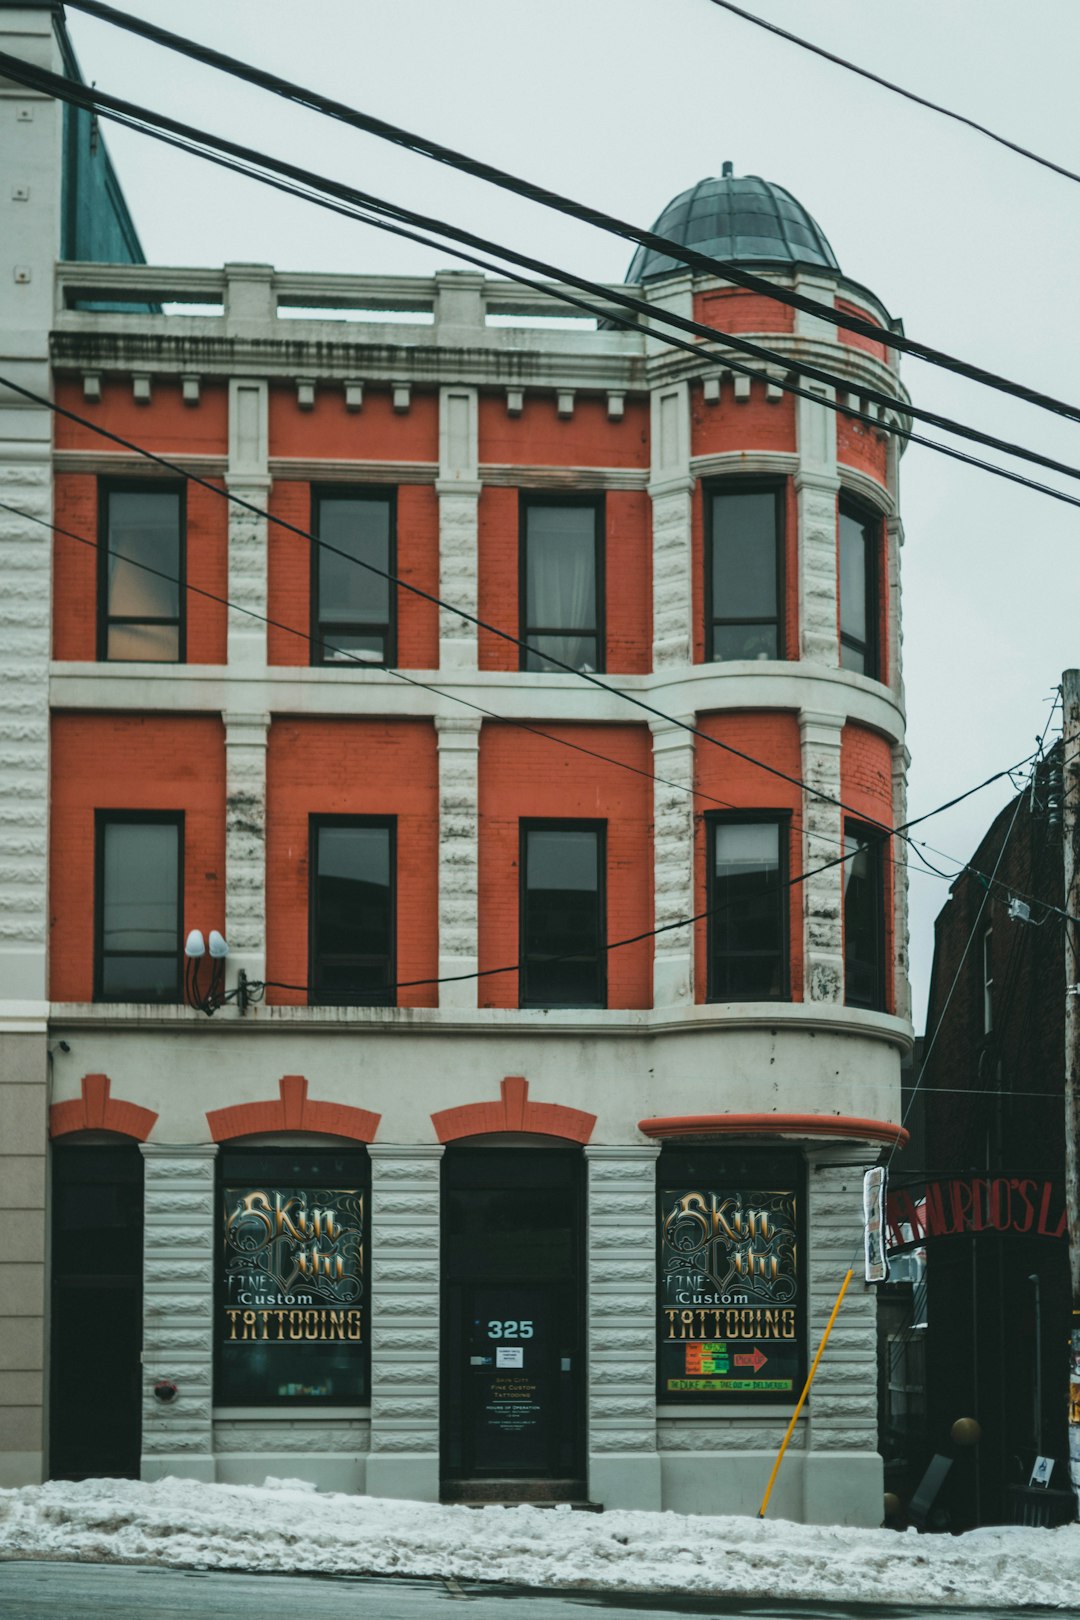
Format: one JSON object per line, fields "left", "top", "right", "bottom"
{"left": 61, "top": 0, "right": 1080, "bottom": 1030}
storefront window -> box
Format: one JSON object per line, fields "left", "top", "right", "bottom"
{"left": 217, "top": 1148, "right": 370, "bottom": 1405}
{"left": 657, "top": 1148, "right": 804, "bottom": 1404}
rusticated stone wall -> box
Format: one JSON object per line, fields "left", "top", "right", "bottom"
{"left": 366, "top": 1143, "right": 443, "bottom": 1502}
{"left": 140, "top": 1144, "right": 218, "bottom": 1482}
{"left": 586, "top": 1144, "right": 661, "bottom": 1509}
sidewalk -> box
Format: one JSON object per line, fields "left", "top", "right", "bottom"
{"left": 0, "top": 1477, "right": 1076, "bottom": 1611}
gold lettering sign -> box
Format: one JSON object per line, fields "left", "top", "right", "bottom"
{"left": 222, "top": 1186, "right": 364, "bottom": 1347}
{"left": 659, "top": 1186, "right": 801, "bottom": 1401}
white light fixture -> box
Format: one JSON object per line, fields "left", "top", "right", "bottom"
{"left": 184, "top": 929, "right": 206, "bottom": 958}
{"left": 208, "top": 930, "right": 229, "bottom": 959}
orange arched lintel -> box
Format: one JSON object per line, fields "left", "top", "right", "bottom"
{"left": 206, "top": 1074, "right": 380, "bottom": 1144}
{"left": 638, "top": 1112, "right": 908, "bottom": 1148}
{"left": 50, "top": 1073, "right": 158, "bottom": 1142}
{"left": 432, "top": 1075, "right": 596, "bottom": 1145}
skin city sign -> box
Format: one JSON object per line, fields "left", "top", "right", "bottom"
{"left": 659, "top": 1183, "right": 802, "bottom": 1401}
{"left": 220, "top": 1183, "right": 366, "bottom": 1403}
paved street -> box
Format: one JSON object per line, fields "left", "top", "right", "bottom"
{"left": 0, "top": 1561, "right": 1051, "bottom": 1620}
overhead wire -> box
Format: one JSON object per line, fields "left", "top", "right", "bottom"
{"left": 5, "top": 491, "right": 1025, "bottom": 904}
{"left": 64, "top": 0, "right": 1080, "bottom": 425}
{"left": 6, "top": 49, "right": 1080, "bottom": 509}
{"left": 0, "top": 369, "right": 925, "bottom": 846}
{"left": 16, "top": 360, "right": 1066, "bottom": 924}
{"left": 704, "top": 0, "right": 1080, "bottom": 191}
{"left": 883, "top": 705, "right": 1061, "bottom": 1172}
{"left": 0, "top": 33, "right": 1067, "bottom": 984}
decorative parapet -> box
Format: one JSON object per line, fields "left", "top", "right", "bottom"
{"left": 431, "top": 1074, "right": 596, "bottom": 1144}
{"left": 206, "top": 1074, "right": 380, "bottom": 1143}
{"left": 50, "top": 1073, "right": 158, "bottom": 1141}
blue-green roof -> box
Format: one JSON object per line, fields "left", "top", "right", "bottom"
{"left": 627, "top": 171, "right": 839, "bottom": 282}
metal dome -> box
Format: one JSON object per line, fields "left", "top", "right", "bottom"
{"left": 626, "top": 168, "right": 840, "bottom": 282}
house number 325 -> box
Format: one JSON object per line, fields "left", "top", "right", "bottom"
{"left": 486, "top": 1320, "right": 534, "bottom": 1338}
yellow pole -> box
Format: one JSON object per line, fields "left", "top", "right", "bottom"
{"left": 757, "top": 1267, "right": 854, "bottom": 1519}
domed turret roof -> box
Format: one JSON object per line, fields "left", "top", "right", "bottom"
{"left": 627, "top": 168, "right": 840, "bottom": 282}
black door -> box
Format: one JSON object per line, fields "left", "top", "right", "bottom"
{"left": 441, "top": 1147, "right": 584, "bottom": 1492}
{"left": 50, "top": 1144, "right": 144, "bottom": 1479}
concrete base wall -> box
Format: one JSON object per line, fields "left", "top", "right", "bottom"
{"left": 660, "top": 1449, "right": 804, "bottom": 1520}
{"left": 366, "top": 1453, "right": 440, "bottom": 1502}
{"left": 215, "top": 1453, "right": 367, "bottom": 1493}
{"left": 589, "top": 1453, "right": 662, "bottom": 1511}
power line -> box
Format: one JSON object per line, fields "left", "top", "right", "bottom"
{"left": 5, "top": 493, "right": 1026, "bottom": 903}
{"left": 885, "top": 704, "right": 1061, "bottom": 1169}
{"left": 704, "top": 0, "right": 1080, "bottom": 190}
{"left": 0, "top": 369, "right": 919, "bottom": 842}
{"left": 6, "top": 362, "right": 1063, "bottom": 910}
{"left": 64, "top": 0, "right": 1080, "bottom": 427}
{"left": 7, "top": 50, "right": 1080, "bottom": 508}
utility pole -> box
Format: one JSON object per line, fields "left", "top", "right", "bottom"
{"left": 1061, "top": 668, "right": 1080, "bottom": 1515}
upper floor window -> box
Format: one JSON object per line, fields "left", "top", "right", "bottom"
{"left": 844, "top": 823, "right": 886, "bottom": 1010}
{"left": 520, "top": 822, "right": 605, "bottom": 1008}
{"left": 520, "top": 497, "right": 603, "bottom": 674}
{"left": 310, "top": 818, "right": 394, "bottom": 1005}
{"left": 981, "top": 924, "right": 994, "bottom": 1035}
{"left": 707, "top": 483, "right": 784, "bottom": 662}
{"left": 95, "top": 812, "right": 182, "bottom": 1002}
{"left": 839, "top": 500, "right": 881, "bottom": 679}
{"left": 100, "top": 484, "right": 184, "bottom": 661}
{"left": 312, "top": 491, "right": 394, "bottom": 666}
{"left": 707, "top": 815, "right": 788, "bottom": 1001}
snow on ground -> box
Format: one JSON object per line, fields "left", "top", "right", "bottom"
{"left": 0, "top": 1476, "right": 1077, "bottom": 1609}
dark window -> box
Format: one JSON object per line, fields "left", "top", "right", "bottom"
{"left": 707, "top": 815, "right": 788, "bottom": 1001}
{"left": 99, "top": 484, "right": 184, "bottom": 661}
{"left": 839, "top": 500, "right": 881, "bottom": 678}
{"left": 981, "top": 924, "right": 993, "bottom": 1035}
{"left": 707, "top": 483, "right": 783, "bottom": 662}
{"left": 520, "top": 498, "right": 603, "bottom": 673}
{"left": 310, "top": 818, "right": 394, "bottom": 1005}
{"left": 520, "top": 822, "right": 605, "bottom": 1008}
{"left": 312, "top": 491, "right": 395, "bottom": 666}
{"left": 217, "top": 1147, "right": 370, "bottom": 1407}
{"left": 95, "top": 813, "right": 182, "bottom": 1002}
{"left": 844, "top": 823, "right": 886, "bottom": 1010}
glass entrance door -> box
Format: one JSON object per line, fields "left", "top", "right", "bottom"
{"left": 441, "top": 1147, "right": 584, "bottom": 1491}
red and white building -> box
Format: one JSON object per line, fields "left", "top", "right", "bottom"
{"left": 1, "top": 4, "right": 912, "bottom": 1522}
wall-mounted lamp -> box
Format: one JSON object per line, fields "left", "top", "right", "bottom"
{"left": 184, "top": 928, "right": 255, "bottom": 1016}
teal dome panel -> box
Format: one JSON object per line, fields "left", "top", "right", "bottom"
{"left": 627, "top": 172, "right": 839, "bottom": 282}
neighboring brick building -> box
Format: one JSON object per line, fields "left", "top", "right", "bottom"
{"left": 886, "top": 760, "right": 1072, "bottom": 1525}
{"left": 1, "top": 5, "right": 914, "bottom": 1521}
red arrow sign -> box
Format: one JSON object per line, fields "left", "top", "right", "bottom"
{"left": 733, "top": 1348, "right": 768, "bottom": 1372}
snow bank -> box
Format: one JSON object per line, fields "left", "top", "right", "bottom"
{"left": 0, "top": 1476, "right": 1076, "bottom": 1609}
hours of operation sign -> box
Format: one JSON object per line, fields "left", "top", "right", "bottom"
{"left": 659, "top": 1185, "right": 801, "bottom": 1402}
